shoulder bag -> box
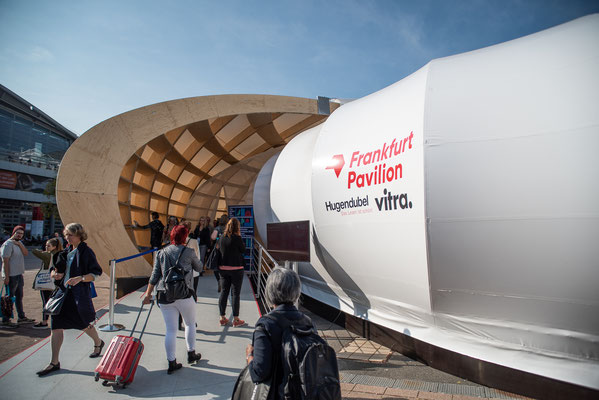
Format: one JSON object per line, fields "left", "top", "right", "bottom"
{"left": 206, "top": 246, "right": 222, "bottom": 270}
{"left": 43, "top": 285, "right": 70, "bottom": 316}
{"left": 232, "top": 364, "right": 275, "bottom": 400}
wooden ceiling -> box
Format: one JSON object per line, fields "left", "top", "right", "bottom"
{"left": 56, "top": 95, "right": 337, "bottom": 276}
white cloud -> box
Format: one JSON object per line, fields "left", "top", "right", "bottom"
{"left": 25, "top": 46, "right": 55, "bottom": 62}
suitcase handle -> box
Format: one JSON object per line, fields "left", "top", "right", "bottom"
{"left": 130, "top": 301, "right": 154, "bottom": 340}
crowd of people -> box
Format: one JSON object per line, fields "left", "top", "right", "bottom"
{"left": 1, "top": 217, "right": 325, "bottom": 399}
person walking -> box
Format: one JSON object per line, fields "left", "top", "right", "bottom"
{"left": 217, "top": 217, "right": 246, "bottom": 327}
{"left": 194, "top": 217, "right": 212, "bottom": 266}
{"left": 142, "top": 224, "right": 203, "bottom": 374}
{"left": 134, "top": 211, "right": 165, "bottom": 249}
{"left": 37, "top": 223, "right": 104, "bottom": 376}
{"left": 245, "top": 268, "right": 314, "bottom": 399}
{"left": 210, "top": 214, "right": 228, "bottom": 292}
{"left": 31, "top": 237, "right": 63, "bottom": 329}
{"left": 1, "top": 225, "right": 35, "bottom": 328}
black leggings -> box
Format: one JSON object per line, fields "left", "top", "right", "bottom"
{"left": 40, "top": 290, "right": 52, "bottom": 322}
{"left": 218, "top": 269, "right": 244, "bottom": 317}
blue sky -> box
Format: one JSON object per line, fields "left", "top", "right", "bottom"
{"left": 1, "top": 0, "right": 598, "bottom": 135}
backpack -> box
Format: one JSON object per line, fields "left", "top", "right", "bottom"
{"left": 163, "top": 247, "right": 189, "bottom": 302}
{"left": 264, "top": 313, "right": 342, "bottom": 400}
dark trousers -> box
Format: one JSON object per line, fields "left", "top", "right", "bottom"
{"left": 218, "top": 269, "right": 244, "bottom": 317}
{"left": 40, "top": 290, "right": 52, "bottom": 322}
{"left": 3, "top": 275, "right": 24, "bottom": 321}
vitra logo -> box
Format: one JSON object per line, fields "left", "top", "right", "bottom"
{"left": 375, "top": 188, "right": 412, "bottom": 211}
{"left": 325, "top": 131, "right": 414, "bottom": 190}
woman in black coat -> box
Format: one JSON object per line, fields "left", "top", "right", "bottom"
{"left": 245, "top": 268, "right": 313, "bottom": 399}
{"left": 37, "top": 223, "right": 104, "bottom": 376}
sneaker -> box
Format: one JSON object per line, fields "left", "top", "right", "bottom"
{"left": 219, "top": 317, "right": 229, "bottom": 326}
{"left": 18, "top": 317, "right": 35, "bottom": 324}
{"left": 1, "top": 321, "right": 18, "bottom": 328}
{"left": 232, "top": 319, "right": 246, "bottom": 327}
{"left": 33, "top": 322, "right": 49, "bottom": 329}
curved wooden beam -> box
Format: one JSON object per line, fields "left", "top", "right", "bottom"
{"left": 56, "top": 95, "right": 333, "bottom": 277}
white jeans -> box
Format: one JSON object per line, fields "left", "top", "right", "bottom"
{"left": 159, "top": 296, "right": 197, "bottom": 361}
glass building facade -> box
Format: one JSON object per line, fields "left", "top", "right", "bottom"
{"left": 0, "top": 85, "right": 76, "bottom": 240}
{"left": 0, "top": 107, "right": 71, "bottom": 161}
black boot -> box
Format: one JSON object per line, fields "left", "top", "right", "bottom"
{"left": 187, "top": 350, "right": 202, "bottom": 363}
{"left": 167, "top": 359, "right": 182, "bottom": 374}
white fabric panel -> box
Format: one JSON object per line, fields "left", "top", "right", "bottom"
{"left": 253, "top": 14, "right": 599, "bottom": 391}
{"left": 253, "top": 152, "right": 280, "bottom": 242}
{"left": 424, "top": 13, "right": 599, "bottom": 378}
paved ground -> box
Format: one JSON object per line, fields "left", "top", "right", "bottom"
{"left": 0, "top": 248, "right": 532, "bottom": 399}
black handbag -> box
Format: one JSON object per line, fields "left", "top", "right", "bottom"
{"left": 206, "top": 246, "right": 222, "bottom": 270}
{"left": 43, "top": 285, "right": 69, "bottom": 316}
{"left": 231, "top": 364, "right": 275, "bottom": 400}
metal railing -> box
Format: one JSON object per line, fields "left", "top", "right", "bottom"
{"left": 249, "top": 241, "right": 280, "bottom": 314}
{"left": 99, "top": 247, "right": 158, "bottom": 332}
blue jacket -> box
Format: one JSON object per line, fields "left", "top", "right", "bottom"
{"left": 249, "top": 304, "right": 313, "bottom": 399}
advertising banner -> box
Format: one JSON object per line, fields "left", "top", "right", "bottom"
{"left": 0, "top": 170, "right": 53, "bottom": 193}
{"left": 310, "top": 67, "right": 431, "bottom": 313}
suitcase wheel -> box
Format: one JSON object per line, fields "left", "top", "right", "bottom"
{"left": 102, "top": 380, "right": 110, "bottom": 387}
{"left": 94, "top": 373, "right": 99, "bottom": 382}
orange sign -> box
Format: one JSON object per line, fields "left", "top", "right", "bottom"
{"left": 0, "top": 170, "right": 17, "bottom": 189}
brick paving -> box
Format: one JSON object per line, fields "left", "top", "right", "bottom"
{"left": 1, "top": 248, "right": 534, "bottom": 400}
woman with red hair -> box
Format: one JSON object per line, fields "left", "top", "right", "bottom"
{"left": 143, "top": 224, "right": 203, "bottom": 374}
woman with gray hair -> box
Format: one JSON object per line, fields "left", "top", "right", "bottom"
{"left": 244, "top": 268, "right": 313, "bottom": 398}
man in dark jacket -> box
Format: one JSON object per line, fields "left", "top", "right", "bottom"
{"left": 134, "top": 212, "right": 165, "bottom": 249}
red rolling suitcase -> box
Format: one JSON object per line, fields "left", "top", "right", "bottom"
{"left": 94, "top": 301, "right": 153, "bottom": 388}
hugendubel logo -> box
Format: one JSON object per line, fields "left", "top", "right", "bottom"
{"left": 325, "top": 131, "right": 414, "bottom": 189}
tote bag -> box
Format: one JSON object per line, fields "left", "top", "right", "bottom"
{"left": 33, "top": 268, "right": 55, "bottom": 290}
{"left": 0, "top": 286, "right": 14, "bottom": 319}
{"left": 231, "top": 364, "right": 275, "bottom": 400}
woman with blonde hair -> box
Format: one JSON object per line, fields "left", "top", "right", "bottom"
{"left": 31, "top": 237, "right": 63, "bottom": 329}
{"left": 37, "top": 223, "right": 104, "bottom": 376}
{"left": 217, "top": 217, "right": 246, "bottom": 327}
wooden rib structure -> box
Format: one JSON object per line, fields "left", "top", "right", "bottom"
{"left": 56, "top": 95, "right": 336, "bottom": 277}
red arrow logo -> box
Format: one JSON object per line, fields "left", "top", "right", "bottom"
{"left": 326, "top": 154, "right": 345, "bottom": 178}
